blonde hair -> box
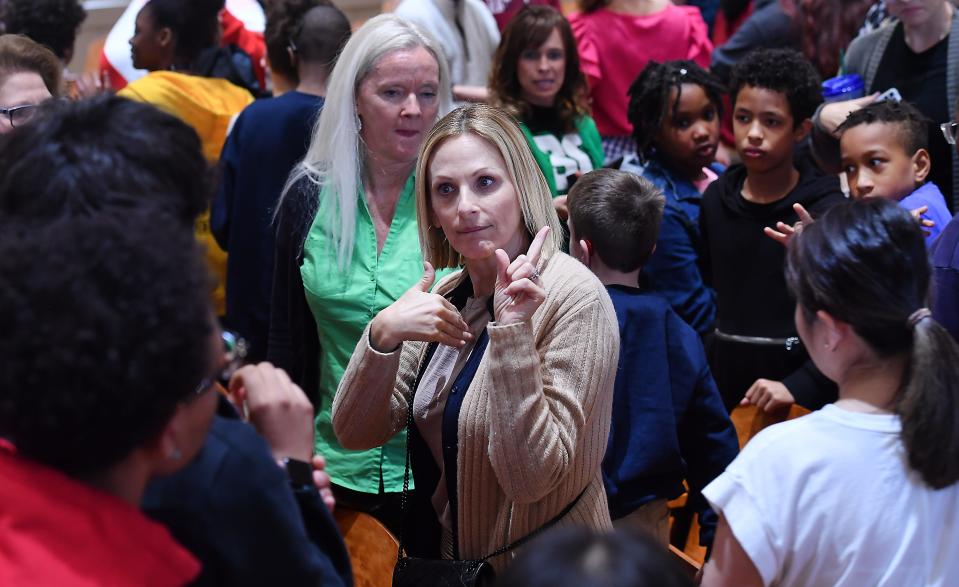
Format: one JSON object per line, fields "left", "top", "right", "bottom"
{"left": 280, "top": 14, "right": 452, "bottom": 268}
{"left": 415, "top": 104, "right": 563, "bottom": 269}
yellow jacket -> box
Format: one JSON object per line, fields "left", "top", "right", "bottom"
{"left": 120, "top": 71, "right": 254, "bottom": 316}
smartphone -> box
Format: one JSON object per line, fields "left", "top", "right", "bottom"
{"left": 877, "top": 88, "right": 902, "bottom": 103}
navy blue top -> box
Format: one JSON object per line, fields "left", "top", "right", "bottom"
{"left": 621, "top": 155, "right": 721, "bottom": 336}
{"left": 212, "top": 91, "right": 324, "bottom": 360}
{"left": 143, "top": 398, "right": 352, "bottom": 586}
{"left": 932, "top": 213, "right": 959, "bottom": 342}
{"left": 602, "top": 285, "right": 739, "bottom": 546}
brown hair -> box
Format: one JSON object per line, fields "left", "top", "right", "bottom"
{"left": 489, "top": 6, "right": 589, "bottom": 134}
{"left": 0, "top": 34, "right": 63, "bottom": 96}
{"left": 782, "top": 0, "right": 874, "bottom": 78}
{"left": 567, "top": 169, "right": 665, "bottom": 272}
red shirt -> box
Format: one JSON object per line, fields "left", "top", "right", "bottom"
{"left": 570, "top": 5, "right": 713, "bottom": 137}
{"left": 0, "top": 447, "right": 200, "bottom": 586}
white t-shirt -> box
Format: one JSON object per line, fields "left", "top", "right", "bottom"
{"left": 703, "top": 404, "right": 959, "bottom": 587}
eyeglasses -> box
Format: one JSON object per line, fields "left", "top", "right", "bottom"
{"left": 193, "top": 330, "right": 249, "bottom": 396}
{"left": 0, "top": 104, "right": 40, "bottom": 128}
{"left": 941, "top": 121, "right": 959, "bottom": 145}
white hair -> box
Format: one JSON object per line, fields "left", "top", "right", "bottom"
{"left": 280, "top": 14, "right": 452, "bottom": 269}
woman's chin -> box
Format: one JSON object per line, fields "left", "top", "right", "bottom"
{"left": 452, "top": 240, "right": 499, "bottom": 263}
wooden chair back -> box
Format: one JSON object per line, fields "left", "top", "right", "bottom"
{"left": 333, "top": 508, "right": 398, "bottom": 587}
{"left": 669, "top": 544, "right": 702, "bottom": 579}
{"left": 730, "top": 403, "right": 811, "bottom": 449}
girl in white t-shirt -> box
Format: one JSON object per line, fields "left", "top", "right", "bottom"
{"left": 701, "top": 198, "right": 959, "bottom": 587}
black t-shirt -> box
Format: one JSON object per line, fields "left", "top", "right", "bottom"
{"left": 873, "top": 24, "right": 953, "bottom": 211}
{"left": 524, "top": 104, "right": 568, "bottom": 136}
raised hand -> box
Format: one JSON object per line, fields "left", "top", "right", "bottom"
{"left": 909, "top": 205, "right": 936, "bottom": 237}
{"left": 764, "top": 203, "right": 815, "bottom": 247}
{"left": 369, "top": 262, "right": 472, "bottom": 351}
{"left": 820, "top": 93, "right": 879, "bottom": 136}
{"left": 493, "top": 226, "right": 551, "bottom": 325}
{"left": 227, "top": 362, "right": 314, "bottom": 462}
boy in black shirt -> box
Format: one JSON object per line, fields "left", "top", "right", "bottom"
{"left": 700, "top": 49, "right": 845, "bottom": 412}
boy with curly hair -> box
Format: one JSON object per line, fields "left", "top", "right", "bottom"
{"left": 700, "top": 48, "right": 845, "bottom": 413}
{"left": 1, "top": 0, "right": 86, "bottom": 63}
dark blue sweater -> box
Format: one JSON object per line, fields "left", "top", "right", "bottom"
{"left": 602, "top": 285, "right": 739, "bottom": 545}
{"left": 212, "top": 91, "right": 324, "bottom": 360}
{"left": 932, "top": 213, "right": 959, "bottom": 342}
{"left": 143, "top": 398, "right": 352, "bottom": 586}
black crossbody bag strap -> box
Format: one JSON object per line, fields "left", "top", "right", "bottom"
{"left": 396, "top": 341, "right": 439, "bottom": 559}
{"left": 396, "top": 336, "right": 588, "bottom": 563}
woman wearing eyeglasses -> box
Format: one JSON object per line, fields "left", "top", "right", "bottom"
{"left": 0, "top": 34, "right": 61, "bottom": 134}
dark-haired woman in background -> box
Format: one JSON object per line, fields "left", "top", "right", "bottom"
{"left": 118, "top": 0, "right": 254, "bottom": 317}
{"left": 489, "top": 6, "right": 603, "bottom": 199}
{"left": 701, "top": 199, "right": 959, "bottom": 586}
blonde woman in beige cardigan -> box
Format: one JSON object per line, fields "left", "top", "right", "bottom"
{"left": 332, "top": 104, "right": 618, "bottom": 572}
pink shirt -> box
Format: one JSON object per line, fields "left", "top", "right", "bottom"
{"left": 693, "top": 165, "right": 719, "bottom": 194}
{"left": 570, "top": 5, "right": 712, "bottom": 137}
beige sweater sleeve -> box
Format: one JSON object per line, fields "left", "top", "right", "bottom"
{"left": 331, "top": 325, "right": 423, "bottom": 450}
{"left": 486, "top": 297, "right": 619, "bottom": 504}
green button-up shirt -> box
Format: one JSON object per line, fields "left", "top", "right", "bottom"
{"left": 300, "top": 175, "right": 423, "bottom": 493}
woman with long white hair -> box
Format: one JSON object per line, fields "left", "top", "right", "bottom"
{"left": 269, "top": 13, "right": 451, "bottom": 533}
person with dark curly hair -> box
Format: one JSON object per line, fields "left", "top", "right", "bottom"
{"left": 700, "top": 49, "right": 845, "bottom": 413}
{"left": 212, "top": 1, "right": 351, "bottom": 362}
{"left": 0, "top": 214, "right": 216, "bottom": 586}
{"left": 489, "top": 5, "right": 603, "bottom": 199}
{"left": 0, "top": 95, "right": 208, "bottom": 224}
{"left": 0, "top": 95, "right": 353, "bottom": 587}
{"left": 1, "top": 0, "right": 86, "bottom": 63}
{"left": 615, "top": 60, "right": 725, "bottom": 337}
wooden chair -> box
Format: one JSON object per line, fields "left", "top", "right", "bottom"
{"left": 669, "top": 403, "right": 812, "bottom": 565}
{"left": 669, "top": 544, "right": 702, "bottom": 579}
{"left": 731, "top": 403, "right": 811, "bottom": 449}
{"left": 333, "top": 508, "right": 398, "bottom": 587}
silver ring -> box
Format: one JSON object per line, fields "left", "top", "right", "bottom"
{"left": 530, "top": 267, "right": 540, "bottom": 281}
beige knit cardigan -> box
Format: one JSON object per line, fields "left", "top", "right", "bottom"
{"left": 332, "top": 252, "right": 619, "bottom": 571}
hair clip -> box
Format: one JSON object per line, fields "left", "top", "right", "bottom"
{"left": 678, "top": 68, "right": 688, "bottom": 76}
